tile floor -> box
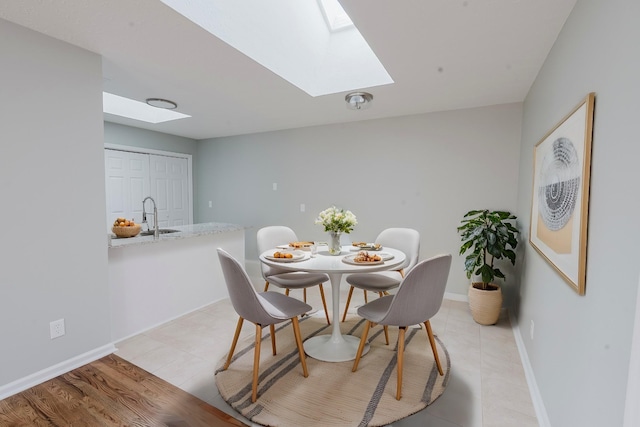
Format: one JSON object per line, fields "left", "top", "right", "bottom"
{"left": 115, "top": 281, "right": 538, "bottom": 427}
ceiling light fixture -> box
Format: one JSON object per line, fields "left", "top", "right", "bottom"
{"left": 146, "top": 98, "right": 178, "bottom": 109}
{"left": 345, "top": 92, "right": 373, "bottom": 110}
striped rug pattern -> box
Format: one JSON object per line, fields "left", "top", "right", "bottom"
{"left": 215, "top": 316, "right": 450, "bottom": 427}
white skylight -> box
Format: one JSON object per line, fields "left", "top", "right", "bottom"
{"left": 102, "top": 92, "right": 190, "bottom": 123}
{"left": 318, "top": 0, "right": 354, "bottom": 32}
{"left": 159, "top": 0, "right": 393, "bottom": 97}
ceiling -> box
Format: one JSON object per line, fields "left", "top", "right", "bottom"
{"left": 0, "top": 0, "right": 576, "bottom": 140}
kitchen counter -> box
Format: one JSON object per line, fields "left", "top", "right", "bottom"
{"left": 108, "top": 222, "right": 245, "bottom": 248}
{"left": 108, "top": 222, "right": 245, "bottom": 342}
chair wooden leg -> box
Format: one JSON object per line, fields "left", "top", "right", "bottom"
{"left": 270, "top": 324, "right": 277, "bottom": 355}
{"left": 425, "top": 320, "right": 443, "bottom": 375}
{"left": 378, "top": 291, "right": 384, "bottom": 298}
{"left": 364, "top": 290, "right": 368, "bottom": 303}
{"left": 252, "top": 324, "right": 262, "bottom": 403}
{"left": 291, "top": 316, "right": 309, "bottom": 378}
{"left": 285, "top": 288, "right": 290, "bottom": 296}
{"left": 264, "top": 281, "right": 269, "bottom": 292}
{"left": 383, "top": 325, "right": 389, "bottom": 345}
{"left": 396, "top": 326, "right": 406, "bottom": 400}
{"left": 303, "top": 288, "right": 307, "bottom": 303}
{"left": 223, "top": 317, "right": 244, "bottom": 370}
{"left": 352, "top": 320, "right": 371, "bottom": 372}
{"left": 341, "top": 286, "right": 355, "bottom": 322}
{"left": 398, "top": 268, "right": 405, "bottom": 278}
{"left": 318, "top": 284, "right": 330, "bottom": 325}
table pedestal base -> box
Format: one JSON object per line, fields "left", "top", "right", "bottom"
{"left": 303, "top": 334, "right": 370, "bottom": 362}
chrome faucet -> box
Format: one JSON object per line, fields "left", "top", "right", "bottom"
{"left": 142, "top": 196, "right": 159, "bottom": 239}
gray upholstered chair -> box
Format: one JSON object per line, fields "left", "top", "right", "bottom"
{"left": 217, "top": 248, "right": 311, "bottom": 403}
{"left": 342, "top": 228, "right": 420, "bottom": 322}
{"left": 257, "top": 225, "right": 330, "bottom": 324}
{"left": 352, "top": 253, "right": 452, "bottom": 400}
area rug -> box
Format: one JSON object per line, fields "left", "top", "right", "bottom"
{"left": 214, "top": 316, "right": 450, "bottom": 427}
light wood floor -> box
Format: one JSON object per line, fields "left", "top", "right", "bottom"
{"left": 0, "top": 354, "right": 246, "bottom": 427}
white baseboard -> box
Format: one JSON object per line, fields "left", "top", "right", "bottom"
{"left": 444, "top": 292, "right": 468, "bottom": 302}
{"left": 112, "top": 298, "right": 228, "bottom": 344}
{"left": 509, "top": 310, "right": 551, "bottom": 427}
{"left": 0, "top": 343, "right": 116, "bottom": 400}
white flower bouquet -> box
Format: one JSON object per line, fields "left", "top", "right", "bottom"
{"left": 315, "top": 206, "right": 357, "bottom": 234}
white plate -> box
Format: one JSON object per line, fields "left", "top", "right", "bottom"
{"left": 265, "top": 250, "right": 306, "bottom": 262}
{"left": 377, "top": 252, "right": 394, "bottom": 261}
{"left": 342, "top": 254, "right": 385, "bottom": 266}
{"left": 351, "top": 243, "right": 383, "bottom": 251}
{"left": 276, "top": 243, "right": 313, "bottom": 251}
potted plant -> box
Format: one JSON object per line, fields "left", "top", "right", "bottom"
{"left": 457, "top": 209, "right": 518, "bottom": 325}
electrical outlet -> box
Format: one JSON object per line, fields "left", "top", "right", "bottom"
{"left": 272, "top": 183, "right": 277, "bottom": 191}
{"left": 208, "top": 201, "right": 212, "bottom": 208}
{"left": 50, "top": 318, "right": 65, "bottom": 339}
{"left": 300, "top": 203, "right": 305, "bottom": 212}
{"left": 530, "top": 319, "right": 535, "bottom": 340}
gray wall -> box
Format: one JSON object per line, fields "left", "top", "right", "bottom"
{"left": 104, "top": 121, "right": 197, "bottom": 155}
{"left": 0, "top": 20, "right": 110, "bottom": 385}
{"left": 196, "top": 104, "right": 522, "bottom": 297}
{"left": 516, "top": 0, "right": 640, "bottom": 425}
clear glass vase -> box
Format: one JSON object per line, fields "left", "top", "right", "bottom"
{"left": 328, "top": 231, "right": 342, "bottom": 255}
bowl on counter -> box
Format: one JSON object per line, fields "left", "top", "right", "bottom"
{"left": 112, "top": 224, "right": 141, "bottom": 238}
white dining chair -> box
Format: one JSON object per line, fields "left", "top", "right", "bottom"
{"left": 257, "top": 226, "right": 331, "bottom": 324}
{"left": 342, "top": 228, "right": 420, "bottom": 322}
{"left": 217, "top": 248, "right": 311, "bottom": 403}
{"left": 352, "top": 253, "right": 452, "bottom": 400}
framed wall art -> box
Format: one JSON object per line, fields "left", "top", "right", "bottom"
{"left": 529, "top": 93, "right": 595, "bottom": 295}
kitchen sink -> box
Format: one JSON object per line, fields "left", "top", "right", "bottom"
{"left": 140, "top": 229, "right": 180, "bottom": 236}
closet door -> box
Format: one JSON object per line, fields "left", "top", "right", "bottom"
{"left": 104, "top": 149, "right": 150, "bottom": 230}
{"left": 149, "top": 154, "right": 190, "bottom": 228}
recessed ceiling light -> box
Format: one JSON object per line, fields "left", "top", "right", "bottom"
{"left": 103, "top": 92, "right": 190, "bottom": 124}
{"left": 146, "top": 98, "right": 178, "bottom": 109}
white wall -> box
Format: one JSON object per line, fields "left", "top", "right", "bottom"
{"left": 515, "top": 0, "right": 640, "bottom": 425}
{"left": 109, "top": 230, "right": 244, "bottom": 342}
{"left": 0, "top": 19, "right": 111, "bottom": 388}
{"left": 196, "top": 104, "right": 522, "bottom": 297}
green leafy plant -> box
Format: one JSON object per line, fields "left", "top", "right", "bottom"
{"left": 457, "top": 210, "right": 518, "bottom": 290}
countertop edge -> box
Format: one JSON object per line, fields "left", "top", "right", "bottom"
{"left": 108, "top": 222, "right": 247, "bottom": 249}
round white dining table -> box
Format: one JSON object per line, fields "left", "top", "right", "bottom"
{"left": 259, "top": 245, "right": 406, "bottom": 362}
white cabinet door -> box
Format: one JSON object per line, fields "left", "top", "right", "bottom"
{"left": 105, "top": 149, "right": 150, "bottom": 230}
{"left": 149, "top": 154, "right": 190, "bottom": 228}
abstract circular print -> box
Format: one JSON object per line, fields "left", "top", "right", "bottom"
{"left": 537, "top": 137, "right": 581, "bottom": 231}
